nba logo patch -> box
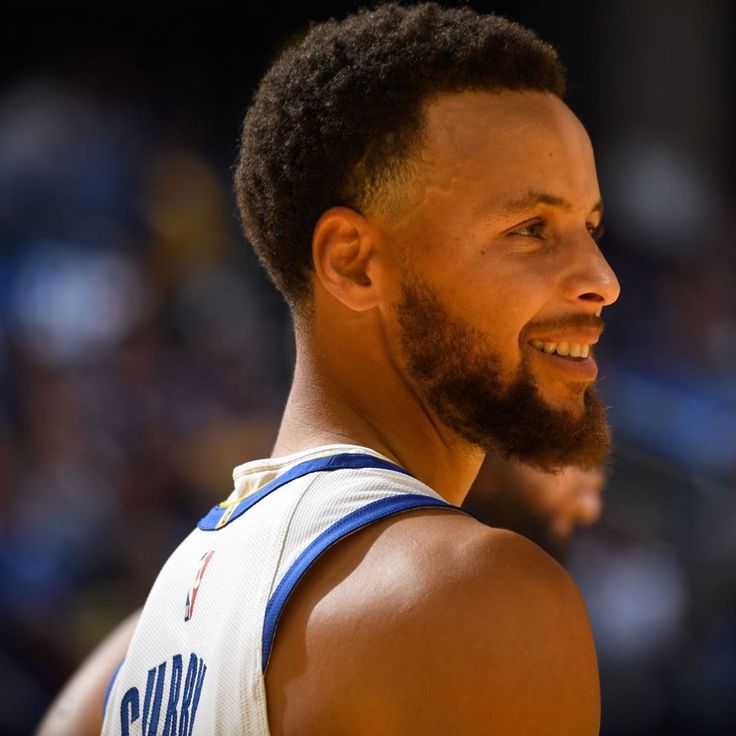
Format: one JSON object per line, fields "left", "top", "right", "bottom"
{"left": 184, "top": 550, "right": 215, "bottom": 622}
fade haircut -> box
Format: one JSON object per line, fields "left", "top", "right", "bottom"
{"left": 234, "top": 2, "right": 566, "bottom": 309}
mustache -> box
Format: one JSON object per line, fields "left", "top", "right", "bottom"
{"left": 522, "top": 312, "right": 605, "bottom": 336}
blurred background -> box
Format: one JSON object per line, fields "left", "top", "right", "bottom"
{"left": 1, "top": 1, "right": 734, "bottom": 733}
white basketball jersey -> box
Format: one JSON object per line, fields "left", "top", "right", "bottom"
{"left": 101, "top": 443, "right": 467, "bottom": 735}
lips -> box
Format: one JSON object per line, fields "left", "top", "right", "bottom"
{"left": 522, "top": 321, "right": 603, "bottom": 380}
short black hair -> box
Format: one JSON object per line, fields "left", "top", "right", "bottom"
{"left": 234, "top": 1, "right": 566, "bottom": 309}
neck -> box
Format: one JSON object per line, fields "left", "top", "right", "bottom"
{"left": 271, "top": 322, "right": 483, "bottom": 506}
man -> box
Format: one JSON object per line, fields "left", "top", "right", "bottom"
{"left": 40, "top": 3, "right": 620, "bottom": 734}
{"left": 464, "top": 452, "right": 608, "bottom": 563}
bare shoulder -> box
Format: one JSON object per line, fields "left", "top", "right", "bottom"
{"left": 266, "top": 509, "right": 599, "bottom": 736}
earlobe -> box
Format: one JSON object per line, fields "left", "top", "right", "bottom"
{"left": 312, "top": 206, "right": 379, "bottom": 312}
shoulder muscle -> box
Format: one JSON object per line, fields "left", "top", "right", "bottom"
{"left": 266, "top": 509, "right": 599, "bottom": 736}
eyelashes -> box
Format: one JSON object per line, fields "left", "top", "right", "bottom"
{"left": 512, "top": 221, "right": 546, "bottom": 239}
{"left": 510, "top": 219, "right": 606, "bottom": 243}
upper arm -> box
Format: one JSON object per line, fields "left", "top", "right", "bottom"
{"left": 35, "top": 609, "right": 141, "bottom": 736}
{"left": 367, "top": 527, "right": 600, "bottom": 735}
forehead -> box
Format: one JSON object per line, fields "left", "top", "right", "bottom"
{"left": 409, "top": 90, "right": 598, "bottom": 213}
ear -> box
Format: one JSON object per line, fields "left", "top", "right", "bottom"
{"left": 312, "top": 206, "right": 380, "bottom": 312}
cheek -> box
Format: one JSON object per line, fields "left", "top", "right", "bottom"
{"left": 472, "top": 277, "right": 545, "bottom": 354}
{"left": 427, "top": 251, "right": 551, "bottom": 355}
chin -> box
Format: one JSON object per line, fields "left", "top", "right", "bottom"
{"left": 542, "top": 388, "right": 588, "bottom": 416}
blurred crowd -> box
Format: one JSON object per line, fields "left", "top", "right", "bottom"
{"left": 1, "top": 44, "right": 735, "bottom": 736}
{"left": 0, "top": 76, "right": 293, "bottom": 733}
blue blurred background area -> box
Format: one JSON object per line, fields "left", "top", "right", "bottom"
{"left": 1, "top": 1, "right": 734, "bottom": 733}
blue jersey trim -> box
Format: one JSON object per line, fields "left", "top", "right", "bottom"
{"left": 261, "top": 493, "right": 470, "bottom": 672}
{"left": 198, "top": 453, "right": 413, "bottom": 531}
{"left": 102, "top": 656, "right": 125, "bottom": 717}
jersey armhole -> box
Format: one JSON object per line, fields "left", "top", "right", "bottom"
{"left": 102, "top": 657, "right": 126, "bottom": 719}
{"left": 260, "top": 492, "right": 471, "bottom": 672}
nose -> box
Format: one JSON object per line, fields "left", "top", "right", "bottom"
{"left": 560, "top": 232, "right": 621, "bottom": 308}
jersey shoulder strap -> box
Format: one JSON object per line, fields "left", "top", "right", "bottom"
{"left": 201, "top": 451, "right": 473, "bottom": 672}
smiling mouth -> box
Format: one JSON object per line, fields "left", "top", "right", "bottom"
{"left": 529, "top": 339, "right": 592, "bottom": 361}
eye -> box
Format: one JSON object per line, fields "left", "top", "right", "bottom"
{"left": 588, "top": 222, "right": 605, "bottom": 243}
{"left": 511, "top": 219, "right": 547, "bottom": 239}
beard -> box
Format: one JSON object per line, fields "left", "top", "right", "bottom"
{"left": 393, "top": 269, "right": 612, "bottom": 473}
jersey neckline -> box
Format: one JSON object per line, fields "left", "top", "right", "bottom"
{"left": 230, "top": 444, "right": 402, "bottom": 501}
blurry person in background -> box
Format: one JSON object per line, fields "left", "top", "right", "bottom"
{"left": 464, "top": 453, "right": 608, "bottom": 563}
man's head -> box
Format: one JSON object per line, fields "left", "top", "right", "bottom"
{"left": 234, "top": 1, "right": 566, "bottom": 307}
{"left": 234, "top": 2, "right": 620, "bottom": 471}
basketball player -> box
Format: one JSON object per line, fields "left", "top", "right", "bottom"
{"left": 39, "top": 3, "right": 620, "bottom": 734}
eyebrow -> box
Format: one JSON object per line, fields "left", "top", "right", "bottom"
{"left": 494, "top": 190, "right": 604, "bottom": 217}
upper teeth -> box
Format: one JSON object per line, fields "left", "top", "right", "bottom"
{"left": 530, "top": 340, "right": 590, "bottom": 358}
